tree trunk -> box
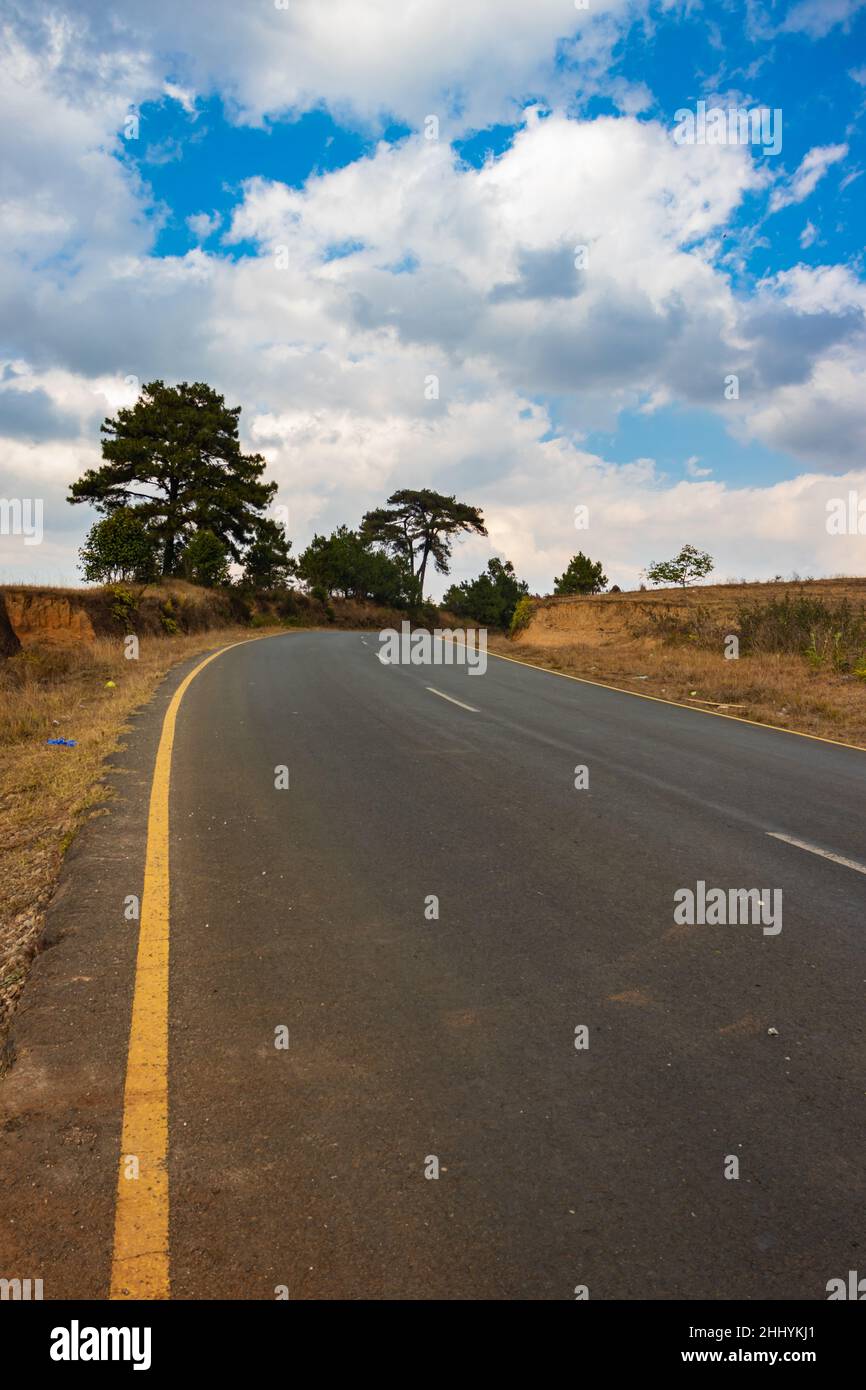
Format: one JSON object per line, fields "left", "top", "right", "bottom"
{"left": 163, "top": 476, "right": 179, "bottom": 575}
{"left": 417, "top": 539, "right": 432, "bottom": 601}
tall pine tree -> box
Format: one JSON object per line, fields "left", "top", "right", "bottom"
{"left": 68, "top": 380, "right": 276, "bottom": 576}
{"left": 361, "top": 489, "right": 487, "bottom": 603}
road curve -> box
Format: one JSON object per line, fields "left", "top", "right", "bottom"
{"left": 4, "top": 630, "right": 866, "bottom": 1300}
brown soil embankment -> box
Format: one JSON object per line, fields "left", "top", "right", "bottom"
{"left": 487, "top": 578, "right": 866, "bottom": 750}
{"left": 515, "top": 579, "right": 866, "bottom": 650}
{"left": 0, "top": 580, "right": 415, "bottom": 655}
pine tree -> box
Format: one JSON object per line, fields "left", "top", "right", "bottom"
{"left": 68, "top": 381, "right": 275, "bottom": 576}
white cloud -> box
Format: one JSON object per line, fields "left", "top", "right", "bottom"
{"left": 758, "top": 262, "right": 866, "bottom": 314}
{"left": 740, "top": 355, "right": 866, "bottom": 468}
{"left": 1, "top": 5, "right": 866, "bottom": 593}
{"left": 685, "top": 456, "right": 712, "bottom": 477}
{"left": 769, "top": 144, "right": 849, "bottom": 212}
{"left": 187, "top": 211, "right": 221, "bottom": 241}
{"left": 6, "top": 0, "right": 643, "bottom": 134}
{"left": 0, "top": 21, "right": 155, "bottom": 275}
{"left": 781, "top": 0, "right": 866, "bottom": 39}
{"left": 163, "top": 80, "right": 196, "bottom": 114}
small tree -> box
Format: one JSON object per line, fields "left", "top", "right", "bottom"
{"left": 646, "top": 545, "right": 714, "bottom": 588}
{"left": 242, "top": 517, "right": 296, "bottom": 589}
{"left": 553, "top": 551, "right": 607, "bottom": 596}
{"left": 181, "top": 529, "right": 231, "bottom": 588}
{"left": 78, "top": 507, "right": 160, "bottom": 583}
{"left": 443, "top": 558, "right": 529, "bottom": 628}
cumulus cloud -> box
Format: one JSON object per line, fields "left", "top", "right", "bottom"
{"left": 1, "top": 3, "right": 866, "bottom": 592}
{"left": 0, "top": 21, "right": 155, "bottom": 278}
{"left": 2, "top": 0, "right": 643, "bottom": 133}
{"left": 187, "top": 211, "right": 221, "bottom": 242}
{"left": 219, "top": 116, "right": 865, "bottom": 448}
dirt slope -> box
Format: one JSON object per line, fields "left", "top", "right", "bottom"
{"left": 515, "top": 579, "right": 866, "bottom": 650}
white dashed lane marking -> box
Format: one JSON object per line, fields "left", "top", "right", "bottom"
{"left": 767, "top": 832, "right": 866, "bottom": 877}
{"left": 425, "top": 686, "right": 480, "bottom": 714}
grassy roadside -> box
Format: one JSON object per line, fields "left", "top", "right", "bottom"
{"left": 486, "top": 633, "right": 866, "bottom": 749}
{"left": 0, "top": 627, "right": 264, "bottom": 1066}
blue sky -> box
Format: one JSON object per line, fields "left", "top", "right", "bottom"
{"left": 1, "top": 0, "right": 866, "bottom": 589}
{"left": 124, "top": 8, "right": 865, "bottom": 285}
{"left": 122, "top": 98, "right": 411, "bottom": 259}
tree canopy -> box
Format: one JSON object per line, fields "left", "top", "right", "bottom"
{"left": 646, "top": 545, "right": 714, "bottom": 588}
{"left": 68, "top": 380, "right": 275, "bottom": 576}
{"left": 442, "top": 557, "right": 529, "bottom": 629}
{"left": 553, "top": 551, "right": 608, "bottom": 595}
{"left": 361, "top": 489, "right": 487, "bottom": 602}
{"left": 180, "top": 529, "right": 231, "bottom": 588}
{"left": 242, "top": 517, "right": 296, "bottom": 590}
{"left": 297, "top": 526, "right": 410, "bottom": 605}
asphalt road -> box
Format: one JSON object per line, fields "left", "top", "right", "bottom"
{"left": 3, "top": 630, "right": 866, "bottom": 1299}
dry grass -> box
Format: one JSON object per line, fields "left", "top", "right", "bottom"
{"left": 492, "top": 580, "right": 866, "bottom": 746}
{"left": 0, "top": 627, "right": 259, "bottom": 1063}
{"left": 487, "top": 634, "right": 866, "bottom": 747}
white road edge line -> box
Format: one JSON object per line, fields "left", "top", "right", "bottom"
{"left": 425, "top": 686, "right": 480, "bottom": 713}
{"left": 767, "top": 832, "right": 866, "bottom": 877}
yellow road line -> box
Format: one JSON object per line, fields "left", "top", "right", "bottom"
{"left": 110, "top": 638, "right": 258, "bottom": 1300}
{"left": 480, "top": 645, "right": 866, "bottom": 755}
{"left": 110, "top": 620, "right": 861, "bottom": 1295}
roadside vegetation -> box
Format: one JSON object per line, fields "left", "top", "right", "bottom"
{"left": 443, "top": 558, "right": 528, "bottom": 629}
{"left": 493, "top": 579, "right": 866, "bottom": 749}
{"left": 0, "top": 625, "right": 253, "bottom": 1067}
{"left": 3, "top": 377, "right": 866, "bottom": 1056}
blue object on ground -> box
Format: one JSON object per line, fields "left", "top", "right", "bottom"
{"left": 46, "top": 738, "right": 77, "bottom": 747}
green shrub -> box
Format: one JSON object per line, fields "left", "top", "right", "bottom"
{"left": 410, "top": 601, "right": 440, "bottom": 630}
{"left": 159, "top": 599, "right": 178, "bottom": 635}
{"left": 509, "top": 595, "right": 536, "bottom": 637}
{"left": 227, "top": 591, "right": 253, "bottom": 625}
{"left": 444, "top": 558, "right": 529, "bottom": 629}
{"left": 738, "top": 596, "right": 866, "bottom": 670}
{"left": 641, "top": 603, "right": 722, "bottom": 647}
{"left": 79, "top": 508, "right": 159, "bottom": 584}
{"left": 106, "top": 584, "right": 138, "bottom": 628}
